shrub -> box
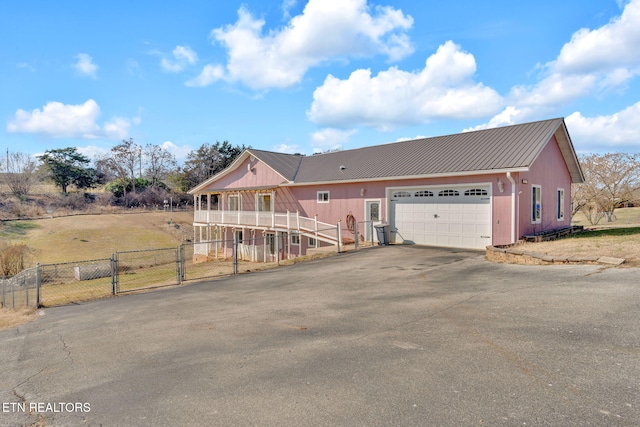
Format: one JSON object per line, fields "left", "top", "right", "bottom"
{"left": 0, "top": 242, "right": 33, "bottom": 276}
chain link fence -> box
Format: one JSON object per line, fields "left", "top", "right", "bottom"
{"left": 39, "top": 259, "right": 114, "bottom": 307}
{"left": 1, "top": 267, "right": 38, "bottom": 309}
{"left": 115, "top": 248, "right": 180, "bottom": 293}
{"left": 2, "top": 227, "right": 378, "bottom": 309}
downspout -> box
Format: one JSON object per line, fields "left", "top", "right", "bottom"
{"left": 506, "top": 172, "right": 516, "bottom": 243}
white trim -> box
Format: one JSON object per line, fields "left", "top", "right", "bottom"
{"left": 557, "top": 188, "right": 565, "bottom": 221}
{"left": 506, "top": 172, "right": 516, "bottom": 244}
{"left": 317, "top": 191, "right": 330, "bottom": 203}
{"left": 282, "top": 167, "right": 530, "bottom": 187}
{"left": 531, "top": 185, "right": 542, "bottom": 224}
{"left": 386, "top": 182, "right": 493, "bottom": 248}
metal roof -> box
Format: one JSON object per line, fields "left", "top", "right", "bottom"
{"left": 291, "top": 118, "right": 582, "bottom": 183}
{"left": 247, "top": 149, "right": 303, "bottom": 182}
{"left": 189, "top": 118, "right": 583, "bottom": 194}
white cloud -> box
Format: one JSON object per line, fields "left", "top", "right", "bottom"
{"left": 308, "top": 41, "right": 502, "bottom": 130}
{"left": 74, "top": 53, "right": 98, "bottom": 78}
{"left": 192, "top": 0, "right": 413, "bottom": 90}
{"left": 6, "top": 99, "right": 139, "bottom": 140}
{"left": 554, "top": 0, "right": 640, "bottom": 77}
{"left": 273, "top": 143, "right": 303, "bottom": 154}
{"left": 477, "top": 0, "right": 640, "bottom": 128}
{"left": 161, "top": 141, "right": 193, "bottom": 161}
{"left": 310, "top": 128, "right": 357, "bottom": 152}
{"left": 161, "top": 45, "right": 198, "bottom": 72}
{"left": 186, "top": 64, "right": 225, "bottom": 87}
{"left": 565, "top": 101, "right": 640, "bottom": 152}
{"left": 77, "top": 145, "right": 109, "bottom": 159}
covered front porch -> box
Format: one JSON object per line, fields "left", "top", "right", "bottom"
{"left": 191, "top": 187, "right": 342, "bottom": 262}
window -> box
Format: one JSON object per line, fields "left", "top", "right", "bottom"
{"left": 266, "top": 233, "right": 276, "bottom": 254}
{"left": 557, "top": 189, "right": 565, "bottom": 221}
{"left": 438, "top": 189, "right": 460, "bottom": 197}
{"left": 228, "top": 195, "right": 239, "bottom": 211}
{"left": 532, "top": 185, "right": 542, "bottom": 223}
{"left": 308, "top": 237, "right": 317, "bottom": 247}
{"left": 291, "top": 234, "right": 300, "bottom": 245}
{"left": 415, "top": 190, "right": 434, "bottom": 197}
{"left": 235, "top": 230, "right": 243, "bottom": 243}
{"left": 392, "top": 191, "right": 412, "bottom": 198}
{"left": 258, "top": 194, "right": 271, "bottom": 212}
{"left": 317, "top": 191, "right": 330, "bottom": 203}
{"left": 464, "top": 189, "right": 488, "bottom": 196}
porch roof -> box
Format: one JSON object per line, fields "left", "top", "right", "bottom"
{"left": 198, "top": 185, "right": 278, "bottom": 194}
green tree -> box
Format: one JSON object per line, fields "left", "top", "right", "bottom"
{"left": 181, "top": 141, "right": 247, "bottom": 190}
{"left": 38, "top": 148, "right": 97, "bottom": 194}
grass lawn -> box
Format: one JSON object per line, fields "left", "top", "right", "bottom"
{"left": 2, "top": 210, "right": 194, "bottom": 264}
{"left": 519, "top": 207, "right": 640, "bottom": 267}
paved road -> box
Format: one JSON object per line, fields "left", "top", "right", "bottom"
{"left": 1, "top": 245, "right": 639, "bottom": 426}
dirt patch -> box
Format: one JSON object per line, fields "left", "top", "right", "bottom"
{"left": 0, "top": 307, "right": 37, "bottom": 331}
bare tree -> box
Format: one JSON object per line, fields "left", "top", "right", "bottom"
{"left": 98, "top": 138, "right": 141, "bottom": 203}
{"left": 143, "top": 143, "right": 177, "bottom": 187}
{"left": 0, "top": 151, "right": 39, "bottom": 197}
{"left": 574, "top": 153, "right": 640, "bottom": 225}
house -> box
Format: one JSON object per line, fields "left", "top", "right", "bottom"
{"left": 188, "top": 118, "right": 584, "bottom": 261}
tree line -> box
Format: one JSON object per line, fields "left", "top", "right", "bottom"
{"left": 1, "top": 139, "right": 247, "bottom": 206}
{"left": 1, "top": 144, "right": 639, "bottom": 224}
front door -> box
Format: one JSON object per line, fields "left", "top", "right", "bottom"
{"left": 364, "top": 200, "right": 382, "bottom": 242}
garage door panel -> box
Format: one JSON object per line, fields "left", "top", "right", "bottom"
{"left": 391, "top": 185, "right": 492, "bottom": 249}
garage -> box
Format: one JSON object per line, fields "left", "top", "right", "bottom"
{"left": 389, "top": 185, "right": 492, "bottom": 249}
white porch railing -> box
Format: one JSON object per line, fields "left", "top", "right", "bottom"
{"left": 193, "top": 210, "right": 340, "bottom": 244}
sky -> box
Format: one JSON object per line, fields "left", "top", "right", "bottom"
{"left": 2, "top": 0, "right": 639, "bottom": 164}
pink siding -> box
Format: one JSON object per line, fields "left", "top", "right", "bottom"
{"left": 517, "top": 136, "right": 572, "bottom": 238}
{"left": 195, "top": 136, "right": 573, "bottom": 247}
{"left": 201, "top": 157, "right": 285, "bottom": 190}
{"left": 289, "top": 175, "right": 514, "bottom": 245}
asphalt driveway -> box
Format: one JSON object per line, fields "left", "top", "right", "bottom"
{"left": 1, "top": 245, "right": 639, "bottom": 426}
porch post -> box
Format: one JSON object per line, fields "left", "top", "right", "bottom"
{"left": 237, "top": 191, "right": 241, "bottom": 225}
{"left": 314, "top": 214, "right": 318, "bottom": 239}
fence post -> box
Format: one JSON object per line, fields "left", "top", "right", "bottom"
{"left": 233, "top": 233, "right": 239, "bottom": 275}
{"left": 2, "top": 278, "right": 5, "bottom": 309}
{"left": 180, "top": 244, "right": 185, "bottom": 283}
{"left": 111, "top": 253, "right": 116, "bottom": 295}
{"left": 35, "top": 263, "right": 41, "bottom": 308}
{"left": 337, "top": 221, "right": 342, "bottom": 253}
{"left": 175, "top": 246, "right": 182, "bottom": 284}
{"left": 276, "top": 231, "right": 280, "bottom": 266}
{"left": 354, "top": 221, "right": 359, "bottom": 250}
{"left": 370, "top": 222, "right": 374, "bottom": 247}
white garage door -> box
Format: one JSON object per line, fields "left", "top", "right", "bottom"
{"left": 390, "top": 186, "right": 492, "bottom": 249}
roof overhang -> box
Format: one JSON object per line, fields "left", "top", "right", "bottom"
{"left": 553, "top": 123, "right": 585, "bottom": 183}
{"left": 187, "top": 149, "right": 293, "bottom": 195}
{"left": 194, "top": 185, "right": 279, "bottom": 194}
{"left": 281, "top": 167, "right": 530, "bottom": 187}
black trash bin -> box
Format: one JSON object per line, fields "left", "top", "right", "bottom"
{"left": 374, "top": 224, "right": 389, "bottom": 246}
